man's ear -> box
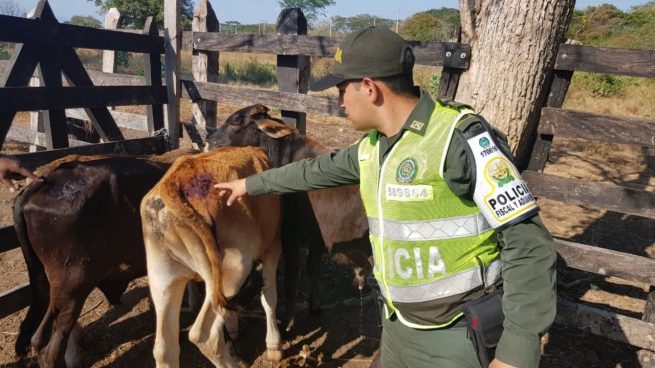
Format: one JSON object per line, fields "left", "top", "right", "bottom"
{"left": 361, "top": 77, "right": 380, "bottom": 103}
{"left": 254, "top": 118, "right": 295, "bottom": 139}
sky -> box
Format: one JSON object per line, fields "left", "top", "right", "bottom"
{"left": 16, "top": 0, "right": 654, "bottom": 24}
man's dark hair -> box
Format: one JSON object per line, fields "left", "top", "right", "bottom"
{"left": 374, "top": 72, "right": 418, "bottom": 97}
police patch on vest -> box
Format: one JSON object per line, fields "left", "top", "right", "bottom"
{"left": 396, "top": 158, "right": 418, "bottom": 183}
{"left": 467, "top": 131, "right": 539, "bottom": 228}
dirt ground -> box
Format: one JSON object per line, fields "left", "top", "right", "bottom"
{"left": 0, "top": 105, "right": 654, "bottom": 368}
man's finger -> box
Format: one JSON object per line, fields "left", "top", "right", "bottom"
{"left": 0, "top": 177, "right": 16, "bottom": 193}
{"left": 15, "top": 167, "right": 42, "bottom": 182}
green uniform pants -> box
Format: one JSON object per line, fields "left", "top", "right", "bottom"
{"left": 381, "top": 314, "right": 481, "bottom": 368}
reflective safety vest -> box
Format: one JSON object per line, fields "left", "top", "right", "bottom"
{"left": 358, "top": 102, "right": 501, "bottom": 329}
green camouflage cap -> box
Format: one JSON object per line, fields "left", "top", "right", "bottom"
{"left": 310, "top": 26, "right": 415, "bottom": 91}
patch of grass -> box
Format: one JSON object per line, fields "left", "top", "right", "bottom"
{"left": 219, "top": 59, "right": 277, "bottom": 86}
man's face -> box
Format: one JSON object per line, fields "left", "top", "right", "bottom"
{"left": 337, "top": 79, "right": 371, "bottom": 131}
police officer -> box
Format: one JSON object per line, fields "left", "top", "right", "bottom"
{"left": 214, "top": 27, "right": 556, "bottom": 368}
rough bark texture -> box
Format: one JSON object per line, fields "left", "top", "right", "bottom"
{"left": 457, "top": 0, "right": 575, "bottom": 166}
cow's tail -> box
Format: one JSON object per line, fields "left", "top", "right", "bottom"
{"left": 160, "top": 179, "right": 227, "bottom": 310}
{"left": 13, "top": 181, "right": 51, "bottom": 357}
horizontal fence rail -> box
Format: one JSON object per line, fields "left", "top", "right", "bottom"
{"left": 190, "top": 32, "right": 471, "bottom": 68}
{"left": 539, "top": 107, "right": 655, "bottom": 146}
{"left": 0, "top": 86, "right": 167, "bottom": 112}
{"left": 12, "top": 135, "right": 168, "bottom": 170}
{"left": 182, "top": 80, "right": 344, "bottom": 117}
{"left": 0, "top": 283, "right": 30, "bottom": 319}
{"left": 0, "top": 14, "right": 164, "bottom": 54}
{"left": 555, "top": 44, "right": 655, "bottom": 78}
{"left": 524, "top": 170, "right": 655, "bottom": 220}
{"left": 554, "top": 238, "right": 655, "bottom": 286}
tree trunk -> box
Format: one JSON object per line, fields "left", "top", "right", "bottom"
{"left": 457, "top": 0, "right": 575, "bottom": 166}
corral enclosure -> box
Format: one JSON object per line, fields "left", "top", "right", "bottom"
{"left": 1, "top": 0, "right": 655, "bottom": 367}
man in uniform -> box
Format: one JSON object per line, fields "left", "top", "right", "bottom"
{"left": 214, "top": 27, "right": 556, "bottom": 368}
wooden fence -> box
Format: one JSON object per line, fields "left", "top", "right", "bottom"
{"left": 524, "top": 44, "right": 655, "bottom": 359}
{"left": 0, "top": 0, "right": 169, "bottom": 318}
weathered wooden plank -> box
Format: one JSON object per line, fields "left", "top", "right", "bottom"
{"left": 39, "top": 47, "right": 69, "bottom": 149}
{"left": 181, "top": 121, "right": 205, "bottom": 148}
{"left": 87, "top": 70, "right": 149, "bottom": 86}
{"left": 29, "top": 70, "right": 45, "bottom": 152}
{"left": 191, "top": 0, "right": 219, "bottom": 129}
{"left": 0, "top": 14, "right": 164, "bottom": 54}
{"left": 523, "top": 170, "right": 655, "bottom": 219}
{"left": 538, "top": 107, "right": 655, "bottom": 147}
{"left": 102, "top": 8, "right": 123, "bottom": 74}
{"left": 66, "top": 109, "right": 148, "bottom": 132}
{"left": 193, "top": 32, "right": 470, "bottom": 67}
{"left": 0, "top": 283, "right": 30, "bottom": 319}
{"left": 61, "top": 47, "right": 125, "bottom": 141}
{"left": 143, "top": 17, "right": 164, "bottom": 133}
{"left": 554, "top": 238, "right": 655, "bottom": 285}
{"left": 555, "top": 44, "right": 655, "bottom": 78}
{"left": 182, "top": 80, "right": 344, "bottom": 117}
{"left": 0, "top": 86, "right": 168, "bottom": 112}
{"left": 556, "top": 298, "right": 655, "bottom": 351}
{"left": 12, "top": 136, "right": 168, "bottom": 171}
{"left": 164, "top": 0, "right": 181, "bottom": 148}
{"left": 7, "top": 125, "right": 89, "bottom": 148}
{"left": 276, "top": 8, "right": 309, "bottom": 132}
{"left": 0, "top": 226, "right": 19, "bottom": 253}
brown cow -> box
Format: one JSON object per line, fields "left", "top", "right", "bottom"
{"left": 13, "top": 149, "right": 195, "bottom": 368}
{"left": 141, "top": 146, "right": 283, "bottom": 368}
{"left": 204, "top": 104, "right": 372, "bottom": 331}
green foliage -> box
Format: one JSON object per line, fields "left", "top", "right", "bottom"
{"left": 116, "top": 51, "right": 129, "bottom": 68}
{"left": 220, "top": 60, "right": 277, "bottom": 86}
{"left": 425, "top": 8, "right": 460, "bottom": 40}
{"left": 88, "top": 0, "right": 194, "bottom": 30}
{"left": 573, "top": 72, "right": 628, "bottom": 97}
{"left": 277, "top": 0, "right": 335, "bottom": 23}
{"left": 65, "top": 15, "right": 102, "bottom": 28}
{"left": 428, "top": 74, "right": 441, "bottom": 97}
{"left": 0, "top": 43, "right": 7, "bottom": 57}
{"left": 400, "top": 12, "right": 440, "bottom": 41}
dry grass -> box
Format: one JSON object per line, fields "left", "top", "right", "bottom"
{"left": 564, "top": 76, "right": 655, "bottom": 119}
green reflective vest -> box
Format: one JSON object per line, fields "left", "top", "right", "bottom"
{"left": 358, "top": 102, "right": 501, "bottom": 329}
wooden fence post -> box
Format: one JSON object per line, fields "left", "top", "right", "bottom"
{"left": 102, "top": 8, "right": 122, "bottom": 75}
{"left": 192, "top": 0, "right": 219, "bottom": 131}
{"left": 164, "top": 0, "right": 181, "bottom": 148}
{"left": 276, "top": 8, "right": 309, "bottom": 133}
{"left": 27, "top": 7, "right": 44, "bottom": 152}
{"left": 143, "top": 17, "right": 164, "bottom": 133}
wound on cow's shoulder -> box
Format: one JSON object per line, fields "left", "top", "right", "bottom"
{"left": 183, "top": 173, "right": 216, "bottom": 199}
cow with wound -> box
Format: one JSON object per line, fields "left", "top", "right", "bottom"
{"left": 205, "top": 104, "right": 371, "bottom": 331}
{"left": 141, "top": 146, "right": 283, "bottom": 368}
{"left": 13, "top": 150, "right": 194, "bottom": 368}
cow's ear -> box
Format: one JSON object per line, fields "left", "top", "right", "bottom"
{"left": 245, "top": 104, "right": 269, "bottom": 116}
{"left": 255, "top": 119, "right": 295, "bottom": 139}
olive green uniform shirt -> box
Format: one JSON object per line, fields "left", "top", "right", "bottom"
{"left": 246, "top": 93, "right": 556, "bottom": 368}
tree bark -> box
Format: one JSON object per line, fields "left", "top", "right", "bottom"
{"left": 457, "top": 0, "right": 575, "bottom": 166}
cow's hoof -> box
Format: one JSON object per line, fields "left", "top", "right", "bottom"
{"left": 266, "top": 348, "right": 283, "bottom": 362}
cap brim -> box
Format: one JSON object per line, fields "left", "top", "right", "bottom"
{"left": 309, "top": 74, "right": 346, "bottom": 91}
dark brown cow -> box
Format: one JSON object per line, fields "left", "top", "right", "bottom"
{"left": 13, "top": 149, "right": 195, "bottom": 368}
{"left": 141, "top": 146, "right": 282, "bottom": 367}
{"left": 205, "top": 104, "right": 372, "bottom": 331}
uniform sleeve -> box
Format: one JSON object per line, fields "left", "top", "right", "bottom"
{"left": 246, "top": 143, "right": 360, "bottom": 195}
{"left": 444, "top": 129, "right": 557, "bottom": 368}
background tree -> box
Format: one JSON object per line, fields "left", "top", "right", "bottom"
{"left": 0, "top": 0, "right": 23, "bottom": 16}
{"left": 88, "top": 0, "right": 194, "bottom": 30}
{"left": 65, "top": 15, "right": 102, "bottom": 28}
{"left": 456, "top": 0, "right": 575, "bottom": 166}
{"left": 400, "top": 12, "right": 440, "bottom": 41}
{"left": 277, "top": 0, "right": 335, "bottom": 24}
{"left": 426, "top": 8, "right": 460, "bottom": 41}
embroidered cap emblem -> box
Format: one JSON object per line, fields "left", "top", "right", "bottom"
{"left": 409, "top": 120, "right": 424, "bottom": 131}
{"left": 488, "top": 159, "right": 515, "bottom": 187}
{"left": 334, "top": 47, "right": 343, "bottom": 63}
{"left": 479, "top": 137, "right": 490, "bottom": 148}
{"left": 396, "top": 158, "right": 418, "bottom": 183}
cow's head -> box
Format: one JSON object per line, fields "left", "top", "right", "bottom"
{"left": 205, "top": 104, "right": 295, "bottom": 152}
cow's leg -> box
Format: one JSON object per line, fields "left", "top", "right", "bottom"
{"left": 281, "top": 198, "right": 301, "bottom": 332}
{"left": 188, "top": 294, "right": 244, "bottom": 368}
{"left": 147, "top": 250, "right": 188, "bottom": 368}
{"left": 32, "top": 288, "right": 87, "bottom": 368}
{"left": 306, "top": 236, "right": 323, "bottom": 316}
{"left": 260, "top": 244, "right": 283, "bottom": 362}
{"left": 64, "top": 323, "right": 84, "bottom": 368}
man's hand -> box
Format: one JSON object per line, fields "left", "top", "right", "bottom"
{"left": 213, "top": 178, "right": 247, "bottom": 206}
{"left": 489, "top": 358, "right": 517, "bottom": 368}
{"left": 0, "top": 156, "right": 43, "bottom": 193}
